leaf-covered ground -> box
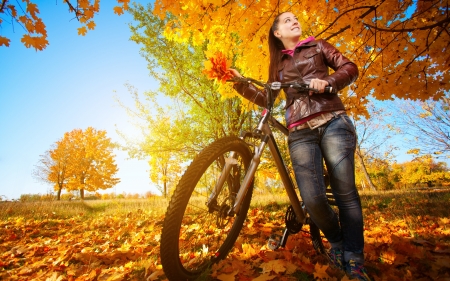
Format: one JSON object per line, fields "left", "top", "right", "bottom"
{"left": 1, "top": 190, "right": 449, "bottom": 280}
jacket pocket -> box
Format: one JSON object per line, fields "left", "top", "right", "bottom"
{"left": 303, "top": 47, "right": 320, "bottom": 59}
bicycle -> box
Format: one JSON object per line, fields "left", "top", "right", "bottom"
{"left": 160, "top": 76, "right": 337, "bottom": 281}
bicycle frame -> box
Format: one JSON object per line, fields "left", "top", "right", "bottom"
{"left": 207, "top": 109, "right": 308, "bottom": 225}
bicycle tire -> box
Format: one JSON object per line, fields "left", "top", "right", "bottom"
{"left": 160, "top": 136, "right": 254, "bottom": 281}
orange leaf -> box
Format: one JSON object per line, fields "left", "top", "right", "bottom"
{"left": 20, "top": 34, "right": 34, "bottom": 48}
{"left": 87, "top": 21, "right": 96, "bottom": 30}
{"left": 203, "top": 51, "right": 233, "bottom": 83}
{"left": 26, "top": 2, "right": 40, "bottom": 20}
{"left": 34, "top": 18, "right": 47, "bottom": 36}
{"left": 113, "top": 6, "right": 124, "bottom": 15}
{"left": 216, "top": 269, "right": 238, "bottom": 281}
{"left": 252, "top": 273, "right": 276, "bottom": 281}
{"left": 313, "top": 263, "right": 331, "bottom": 280}
{"left": 0, "top": 36, "right": 10, "bottom": 47}
{"left": 78, "top": 26, "right": 87, "bottom": 36}
{"left": 84, "top": 9, "right": 94, "bottom": 19}
{"left": 7, "top": 5, "right": 17, "bottom": 17}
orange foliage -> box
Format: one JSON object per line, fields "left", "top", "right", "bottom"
{"left": 0, "top": 0, "right": 130, "bottom": 50}
{"left": 203, "top": 51, "right": 234, "bottom": 83}
{"left": 1, "top": 196, "right": 450, "bottom": 280}
{"left": 153, "top": 0, "right": 449, "bottom": 117}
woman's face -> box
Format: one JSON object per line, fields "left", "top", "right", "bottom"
{"left": 273, "top": 12, "right": 302, "bottom": 40}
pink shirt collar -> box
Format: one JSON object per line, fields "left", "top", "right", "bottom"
{"left": 281, "top": 36, "right": 315, "bottom": 56}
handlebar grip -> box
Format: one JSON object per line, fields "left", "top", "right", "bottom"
{"left": 324, "top": 86, "right": 333, "bottom": 93}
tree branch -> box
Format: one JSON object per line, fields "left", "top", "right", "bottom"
{"left": 363, "top": 17, "right": 450, "bottom": 32}
{"left": 0, "top": 0, "right": 7, "bottom": 13}
{"left": 317, "top": 5, "right": 379, "bottom": 39}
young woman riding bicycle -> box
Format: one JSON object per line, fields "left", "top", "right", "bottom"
{"left": 229, "top": 11, "right": 371, "bottom": 281}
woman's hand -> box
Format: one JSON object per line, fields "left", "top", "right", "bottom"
{"left": 229, "top": 68, "right": 243, "bottom": 78}
{"left": 309, "top": 78, "right": 329, "bottom": 95}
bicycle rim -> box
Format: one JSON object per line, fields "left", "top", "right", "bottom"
{"left": 161, "top": 136, "right": 254, "bottom": 281}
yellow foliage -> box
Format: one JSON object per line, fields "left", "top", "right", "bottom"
{"left": 0, "top": 0, "right": 130, "bottom": 50}
{"left": 153, "top": 0, "right": 448, "bottom": 116}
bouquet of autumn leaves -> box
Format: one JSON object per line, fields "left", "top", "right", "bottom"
{"left": 202, "top": 51, "right": 257, "bottom": 107}
{"left": 203, "top": 51, "right": 234, "bottom": 83}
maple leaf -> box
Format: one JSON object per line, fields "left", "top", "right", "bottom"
{"left": 313, "top": 263, "right": 331, "bottom": 280}
{"left": 113, "top": 6, "right": 124, "bottom": 15}
{"left": 0, "top": 36, "right": 10, "bottom": 47}
{"left": 203, "top": 51, "right": 233, "bottom": 84}
{"left": 84, "top": 9, "right": 95, "bottom": 19}
{"left": 240, "top": 243, "right": 259, "bottom": 259}
{"left": 252, "top": 272, "right": 276, "bottom": 281}
{"left": 87, "top": 21, "right": 96, "bottom": 30}
{"left": 78, "top": 26, "right": 87, "bottom": 36}
{"left": 7, "top": 5, "right": 17, "bottom": 17}
{"left": 260, "top": 260, "right": 286, "bottom": 274}
{"left": 26, "top": 2, "right": 40, "bottom": 20}
{"left": 216, "top": 269, "right": 238, "bottom": 281}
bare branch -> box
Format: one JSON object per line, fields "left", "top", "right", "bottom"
{"left": 363, "top": 18, "right": 450, "bottom": 32}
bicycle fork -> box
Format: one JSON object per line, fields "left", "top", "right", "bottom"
{"left": 207, "top": 123, "right": 307, "bottom": 226}
{"left": 205, "top": 133, "right": 265, "bottom": 216}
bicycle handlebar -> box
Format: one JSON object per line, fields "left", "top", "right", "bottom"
{"left": 227, "top": 76, "right": 333, "bottom": 94}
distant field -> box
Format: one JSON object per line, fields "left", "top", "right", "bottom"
{"left": 1, "top": 189, "right": 449, "bottom": 280}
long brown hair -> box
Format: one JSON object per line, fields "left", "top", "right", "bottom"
{"left": 268, "top": 12, "right": 287, "bottom": 82}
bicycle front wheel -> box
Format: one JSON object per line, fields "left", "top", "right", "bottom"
{"left": 160, "top": 136, "right": 254, "bottom": 281}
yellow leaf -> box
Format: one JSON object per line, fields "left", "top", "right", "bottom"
{"left": 260, "top": 259, "right": 286, "bottom": 274}
{"left": 147, "top": 270, "right": 164, "bottom": 281}
{"left": 313, "top": 263, "right": 331, "bottom": 280}
{"left": 78, "top": 26, "right": 87, "bottom": 36}
{"left": 216, "top": 269, "right": 238, "bottom": 281}
{"left": 240, "top": 243, "right": 258, "bottom": 259}
{"left": 379, "top": 249, "right": 396, "bottom": 265}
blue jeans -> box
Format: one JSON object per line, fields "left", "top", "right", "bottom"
{"left": 288, "top": 114, "right": 364, "bottom": 263}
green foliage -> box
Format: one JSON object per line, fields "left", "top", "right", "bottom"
{"left": 117, "top": 3, "right": 256, "bottom": 195}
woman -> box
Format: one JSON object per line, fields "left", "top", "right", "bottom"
{"left": 230, "top": 12, "right": 371, "bottom": 281}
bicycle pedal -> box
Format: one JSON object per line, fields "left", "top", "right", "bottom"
{"left": 268, "top": 234, "right": 282, "bottom": 250}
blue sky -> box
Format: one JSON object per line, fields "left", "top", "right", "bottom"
{"left": 0, "top": 2, "right": 158, "bottom": 200}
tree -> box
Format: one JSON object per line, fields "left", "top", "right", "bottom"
{"left": 34, "top": 127, "right": 120, "bottom": 200}
{"left": 392, "top": 93, "right": 450, "bottom": 158}
{"left": 391, "top": 154, "right": 450, "bottom": 188}
{"left": 0, "top": 0, "right": 130, "bottom": 50}
{"left": 33, "top": 140, "right": 74, "bottom": 200}
{"left": 64, "top": 127, "right": 120, "bottom": 199}
{"left": 152, "top": 0, "right": 449, "bottom": 117}
{"left": 353, "top": 101, "right": 398, "bottom": 190}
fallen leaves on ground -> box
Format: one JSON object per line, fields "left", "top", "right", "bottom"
{"left": 1, "top": 195, "right": 450, "bottom": 280}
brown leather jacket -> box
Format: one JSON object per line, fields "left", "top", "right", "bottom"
{"left": 233, "top": 39, "right": 358, "bottom": 127}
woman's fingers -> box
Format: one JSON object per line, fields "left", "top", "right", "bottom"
{"left": 309, "top": 78, "right": 329, "bottom": 95}
{"left": 228, "top": 68, "right": 242, "bottom": 78}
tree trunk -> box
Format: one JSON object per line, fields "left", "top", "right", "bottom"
{"left": 355, "top": 150, "right": 377, "bottom": 191}
{"left": 80, "top": 189, "right": 85, "bottom": 200}
{"left": 57, "top": 187, "right": 62, "bottom": 201}
{"left": 163, "top": 180, "right": 167, "bottom": 198}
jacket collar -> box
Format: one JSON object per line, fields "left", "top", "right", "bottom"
{"left": 280, "top": 40, "right": 318, "bottom": 60}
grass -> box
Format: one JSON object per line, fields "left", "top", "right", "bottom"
{"left": 0, "top": 197, "right": 169, "bottom": 220}
{"left": 2, "top": 188, "right": 449, "bottom": 221}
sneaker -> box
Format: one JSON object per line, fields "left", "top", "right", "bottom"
{"left": 345, "top": 259, "right": 371, "bottom": 281}
{"left": 328, "top": 248, "right": 344, "bottom": 270}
